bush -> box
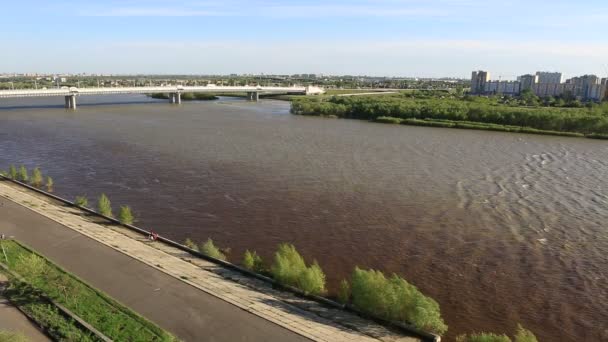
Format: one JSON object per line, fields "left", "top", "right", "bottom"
{"left": 270, "top": 244, "right": 327, "bottom": 296}
{"left": 46, "top": 176, "right": 54, "bottom": 192}
{"left": 514, "top": 325, "right": 538, "bottom": 342}
{"left": 200, "top": 238, "right": 226, "bottom": 261}
{"left": 184, "top": 238, "right": 199, "bottom": 251}
{"left": 243, "top": 250, "right": 264, "bottom": 273}
{"left": 350, "top": 267, "right": 447, "bottom": 335}
{"left": 31, "top": 167, "right": 43, "bottom": 187}
{"left": 298, "top": 261, "right": 326, "bottom": 295}
{"left": 455, "top": 333, "right": 512, "bottom": 342}
{"left": 455, "top": 324, "right": 537, "bottom": 342}
{"left": 97, "top": 194, "right": 113, "bottom": 217}
{"left": 271, "top": 243, "right": 307, "bottom": 287}
{"left": 74, "top": 196, "right": 88, "bottom": 207}
{"left": 118, "top": 206, "right": 134, "bottom": 225}
{"left": 337, "top": 279, "right": 350, "bottom": 304}
{"left": 17, "top": 165, "right": 28, "bottom": 183}
{"left": 9, "top": 165, "right": 17, "bottom": 180}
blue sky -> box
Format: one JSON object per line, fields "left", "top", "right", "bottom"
{"left": 2, "top": 0, "right": 608, "bottom": 78}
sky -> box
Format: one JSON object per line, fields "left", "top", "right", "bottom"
{"left": 2, "top": 0, "right": 608, "bottom": 78}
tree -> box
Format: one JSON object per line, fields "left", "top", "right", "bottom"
{"left": 97, "top": 194, "right": 112, "bottom": 217}
{"left": 46, "top": 176, "right": 54, "bottom": 192}
{"left": 337, "top": 279, "right": 350, "bottom": 304}
{"left": 31, "top": 167, "right": 43, "bottom": 187}
{"left": 74, "top": 196, "right": 88, "bottom": 207}
{"left": 17, "top": 166, "right": 28, "bottom": 183}
{"left": 243, "top": 250, "right": 264, "bottom": 273}
{"left": 118, "top": 205, "right": 134, "bottom": 225}
{"left": 9, "top": 165, "right": 17, "bottom": 180}
{"left": 184, "top": 238, "right": 199, "bottom": 251}
{"left": 200, "top": 238, "right": 226, "bottom": 260}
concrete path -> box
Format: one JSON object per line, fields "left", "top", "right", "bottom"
{"left": 0, "top": 274, "right": 52, "bottom": 342}
{"left": 0, "top": 180, "right": 422, "bottom": 342}
{"left": 0, "top": 190, "right": 309, "bottom": 342}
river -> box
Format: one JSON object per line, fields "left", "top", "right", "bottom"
{"left": 0, "top": 95, "right": 606, "bottom": 341}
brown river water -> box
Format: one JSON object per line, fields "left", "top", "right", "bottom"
{"left": 0, "top": 95, "right": 606, "bottom": 341}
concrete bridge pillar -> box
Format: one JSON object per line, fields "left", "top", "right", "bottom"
{"left": 64, "top": 95, "right": 77, "bottom": 109}
{"left": 170, "top": 93, "right": 181, "bottom": 104}
{"left": 246, "top": 92, "right": 259, "bottom": 102}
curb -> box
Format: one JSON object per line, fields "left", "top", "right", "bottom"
{"left": 0, "top": 175, "right": 441, "bottom": 342}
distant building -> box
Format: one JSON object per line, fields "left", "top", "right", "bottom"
{"left": 536, "top": 72, "right": 563, "bottom": 84}
{"left": 518, "top": 74, "right": 538, "bottom": 92}
{"left": 471, "top": 69, "right": 606, "bottom": 101}
{"left": 471, "top": 71, "right": 490, "bottom": 94}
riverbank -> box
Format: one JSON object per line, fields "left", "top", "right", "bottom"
{"left": 291, "top": 95, "right": 608, "bottom": 139}
{"left": 0, "top": 178, "right": 428, "bottom": 342}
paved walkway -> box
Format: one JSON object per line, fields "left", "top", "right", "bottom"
{"left": 0, "top": 274, "right": 52, "bottom": 342}
{"left": 0, "top": 180, "right": 422, "bottom": 342}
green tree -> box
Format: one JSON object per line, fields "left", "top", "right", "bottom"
{"left": 337, "top": 279, "right": 351, "bottom": 304}
{"left": 97, "top": 194, "right": 113, "bottom": 217}
{"left": 8, "top": 165, "right": 17, "bottom": 180}
{"left": 31, "top": 167, "right": 43, "bottom": 187}
{"left": 184, "top": 238, "right": 199, "bottom": 251}
{"left": 45, "top": 176, "right": 54, "bottom": 192}
{"left": 200, "top": 238, "right": 226, "bottom": 261}
{"left": 243, "top": 250, "right": 264, "bottom": 272}
{"left": 298, "top": 261, "right": 326, "bottom": 295}
{"left": 17, "top": 165, "right": 28, "bottom": 183}
{"left": 74, "top": 196, "right": 88, "bottom": 207}
{"left": 514, "top": 325, "right": 538, "bottom": 342}
{"left": 118, "top": 205, "right": 134, "bottom": 225}
{"left": 271, "top": 243, "right": 307, "bottom": 287}
{"left": 455, "top": 333, "right": 511, "bottom": 342}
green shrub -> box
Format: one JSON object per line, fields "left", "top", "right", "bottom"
{"left": 337, "top": 279, "right": 350, "bottom": 304}
{"left": 97, "top": 194, "right": 113, "bottom": 217}
{"left": 270, "top": 244, "right": 327, "bottom": 295}
{"left": 455, "top": 324, "right": 537, "bottom": 342}
{"left": 17, "top": 165, "right": 28, "bottom": 182}
{"left": 31, "top": 167, "right": 43, "bottom": 187}
{"left": 298, "top": 261, "right": 326, "bottom": 295}
{"left": 375, "top": 116, "right": 403, "bottom": 124}
{"left": 271, "top": 243, "right": 307, "bottom": 287}
{"left": 74, "top": 196, "right": 88, "bottom": 207}
{"left": 0, "top": 330, "right": 28, "bottom": 342}
{"left": 350, "top": 267, "right": 447, "bottom": 335}
{"left": 455, "top": 333, "right": 512, "bottom": 342}
{"left": 45, "top": 176, "right": 54, "bottom": 192}
{"left": 243, "top": 250, "right": 264, "bottom": 272}
{"left": 184, "top": 238, "right": 199, "bottom": 251}
{"left": 514, "top": 325, "right": 538, "bottom": 342}
{"left": 200, "top": 238, "right": 226, "bottom": 261}
{"left": 9, "top": 165, "right": 17, "bottom": 180}
{"left": 118, "top": 206, "right": 135, "bottom": 225}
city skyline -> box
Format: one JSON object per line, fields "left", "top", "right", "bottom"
{"left": 2, "top": 0, "right": 607, "bottom": 77}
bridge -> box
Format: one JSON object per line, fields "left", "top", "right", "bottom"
{"left": 0, "top": 85, "right": 324, "bottom": 109}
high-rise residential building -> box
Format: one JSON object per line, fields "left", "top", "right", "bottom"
{"left": 518, "top": 74, "right": 538, "bottom": 92}
{"left": 536, "top": 72, "right": 563, "bottom": 84}
{"left": 471, "top": 71, "right": 490, "bottom": 94}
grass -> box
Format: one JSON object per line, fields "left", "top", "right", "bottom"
{"left": 242, "top": 250, "right": 264, "bottom": 273}
{"left": 456, "top": 325, "right": 538, "bottom": 342}
{"left": 74, "top": 196, "right": 88, "bottom": 207}
{"left": 0, "top": 240, "right": 176, "bottom": 341}
{"left": 0, "top": 330, "right": 28, "bottom": 342}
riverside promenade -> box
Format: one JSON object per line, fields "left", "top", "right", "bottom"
{"left": 0, "top": 180, "right": 423, "bottom": 342}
